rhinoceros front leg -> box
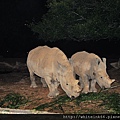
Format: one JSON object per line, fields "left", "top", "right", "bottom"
{"left": 89, "top": 79, "right": 97, "bottom": 93}
{"left": 45, "top": 76, "right": 59, "bottom": 98}
{"left": 29, "top": 71, "right": 38, "bottom": 88}
{"left": 41, "top": 78, "right": 47, "bottom": 87}
{"left": 79, "top": 76, "right": 84, "bottom": 89}
{"left": 81, "top": 75, "right": 90, "bottom": 94}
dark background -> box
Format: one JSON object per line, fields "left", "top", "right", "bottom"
{"left": 0, "top": 0, "right": 120, "bottom": 59}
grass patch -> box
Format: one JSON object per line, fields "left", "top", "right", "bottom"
{"left": 0, "top": 92, "right": 28, "bottom": 109}
{"left": 1, "top": 92, "right": 119, "bottom": 113}
{"left": 74, "top": 92, "right": 106, "bottom": 105}
{"left": 102, "top": 93, "right": 120, "bottom": 114}
{"left": 35, "top": 95, "right": 70, "bottom": 111}
{"left": 35, "top": 92, "right": 120, "bottom": 114}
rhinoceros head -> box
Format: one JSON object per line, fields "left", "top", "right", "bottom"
{"left": 93, "top": 58, "right": 115, "bottom": 88}
{"left": 93, "top": 71, "right": 115, "bottom": 88}
{"left": 57, "top": 62, "right": 81, "bottom": 98}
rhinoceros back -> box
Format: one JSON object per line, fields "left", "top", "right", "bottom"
{"left": 27, "top": 46, "right": 50, "bottom": 69}
{"left": 27, "top": 46, "right": 70, "bottom": 78}
{"left": 71, "top": 51, "right": 89, "bottom": 63}
{"left": 71, "top": 51, "right": 102, "bottom": 77}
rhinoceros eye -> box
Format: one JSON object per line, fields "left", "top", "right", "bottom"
{"left": 66, "top": 83, "right": 68, "bottom": 85}
{"left": 101, "top": 77, "right": 103, "bottom": 79}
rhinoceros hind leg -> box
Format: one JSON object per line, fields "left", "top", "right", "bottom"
{"left": 30, "top": 84, "right": 38, "bottom": 88}
{"left": 29, "top": 71, "right": 38, "bottom": 88}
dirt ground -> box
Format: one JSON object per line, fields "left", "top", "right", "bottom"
{"left": 0, "top": 58, "right": 120, "bottom": 114}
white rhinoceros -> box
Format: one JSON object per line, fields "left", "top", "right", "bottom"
{"left": 27, "top": 46, "right": 81, "bottom": 98}
{"left": 69, "top": 51, "right": 115, "bottom": 94}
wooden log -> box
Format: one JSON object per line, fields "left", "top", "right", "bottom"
{"left": 0, "top": 62, "right": 16, "bottom": 69}
{"left": 110, "top": 58, "right": 120, "bottom": 69}
{"left": 0, "top": 61, "right": 27, "bottom": 73}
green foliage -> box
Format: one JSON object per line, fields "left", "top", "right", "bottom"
{"left": 0, "top": 93, "right": 28, "bottom": 109}
{"left": 29, "top": 0, "right": 120, "bottom": 42}
{"left": 35, "top": 95, "right": 70, "bottom": 110}
{"left": 35, "top": 92, "right": 120, "bottom": 114}
{"left": 102, "top": 93, "right": 120, "bottom": 114}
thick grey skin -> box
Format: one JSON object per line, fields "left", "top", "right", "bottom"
{"left": 70, "top": 51, "right": 115, "bottom": 94}
{"left": 27, "top": 46, "right": 81, "bottom": 98}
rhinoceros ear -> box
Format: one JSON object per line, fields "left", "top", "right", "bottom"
{"left": 102, "top": 58, "right": 107, "bottom": 68}
{"left": 68, "top": 58, "right": 71, "bottom": 62}
{"left": 96, "top": 58, "right": 100, "bottom": 65}
{"left": 68, "top": 58, "right": 72, "bottom": 65}
{"left": 102, "top": 58, "right": 106, "bottom": 65}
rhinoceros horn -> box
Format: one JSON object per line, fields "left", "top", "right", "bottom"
{"left": 111, "top": 79, "right": 115, "bottom": 83}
